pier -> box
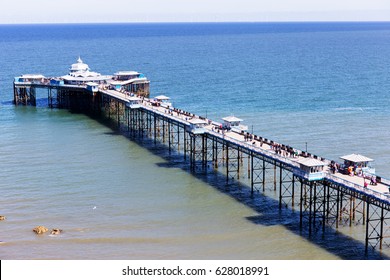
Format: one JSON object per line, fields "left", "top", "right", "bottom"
{"left": 13, "top": 59, "right": 390, "bottom": 253}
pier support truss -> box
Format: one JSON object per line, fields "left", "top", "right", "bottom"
{"left": 323, "top": 183, "right": 340, "bottom": 228}
{"left": 365, "top": 201, "right": 390, "bottom": 251}
{"left": 210, "top": 137, "right": 225, "bottom": 170}
{"left": 225, "top": 143, "right": 241, "bottom": 183}
{"left": 298, "top": 180, "right": 370, "bottom": 235}
{"left": 189, "top": 133, "right": 207, "bottom": 173}
{"left": 48, "top": 88, "right": 58, "bottom": 108}
{"left": 168, "top": 122, "right": 181, "bottom": 153}
{"left": 14, "top": 86, "right": 36, "bottom": 106}
{"left": 338, "top": 193, "right": 365, "bottom": 227}
{"left": 132, "top": 109, "right": 151, "bottom": 138}
{"left": 279, "top": 169, "right": 296, "bottom": 209}
{"left": 299, "top": 179, "right": 327, "bottom": 234}
{"left": 250, "top": 154, "right": 263, "bottom": 195}
{"left": 249, "top": 155, "right": 276, "bottom": 194}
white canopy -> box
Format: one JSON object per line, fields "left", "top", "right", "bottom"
{"left": 154, "top": 95, "right": 170, "bottom": 100}
{"left": 114, "top": 71, "right": 139, "bottom": 76}
{"left": 340, "top": 153, "right": 373, "bottom": 163}
{"left": 128, "top": 96, "right": 141, "bottom": 101}
{"left": 62, "top": 74, "right": 110, "bottom": 82}
{"left": 222, "top": 116, "right": 243, "bottom": 123}
{"left": 298, "top": 158, "right": 326, "bottom": 167}
{"left": 21, "top": 74, "right": 45, "bottom": 79}
{"left": 188, "top": 119, "right": 208, "bottom": 125}
{"left": 86, "top": 82, "right": 99, "bottom": 86}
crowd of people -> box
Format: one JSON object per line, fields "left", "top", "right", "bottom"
{"left": 270, "top": 142, "right": 299, "bottom": 158}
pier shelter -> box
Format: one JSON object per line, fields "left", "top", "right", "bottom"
{"left": 222, "top": 116, "right": 248, "bottom": 133}
{"left": 86, "top": 82, "right": 99, "bottom": 93}
{"left": 188, "top": 118, "right": 208, "bottom": 134}
{"left": 154, "top": 95, "right": 172, "bottom": 107}
{"left": 112, "top": 71, "right": 150, "bottom": 95}
{"left": 13, "top": 74, "right": 47, "bottom": 105}
{"left": 127, "top": 96, "right": 142, "bottom": 109}
{"left": 14, "top": 74, "right": 45, "bottom": 83}
{"left": 295, "top": 157, "right": 327, "bottom": 181}
{"left": 340, "top": 153, "right": 375, "bottom": 175}
{"left": 114, "top": 71, "right": 142, "bottom": 81}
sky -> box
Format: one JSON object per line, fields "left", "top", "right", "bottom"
{"left": 1, "top": 0, "right": 390, "bottom": 24}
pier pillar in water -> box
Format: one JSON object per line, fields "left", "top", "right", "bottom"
{"left": 250, "top": 154, "right": 262, "bottom": 196}
{"left": 225, "top": 143, "right": 241, "bottom": 184}
{"left": 299, "top": 180, "right": 327, "bottom": 234}
{"left": 13, "top": 84, "right": 36, "bottom": 106}
{"left": 365, "top": 202, "right": 390, "bottom": 251}
{"left": 278, "top": 168, "right": 296, "bottom": 209}
{"left": 189, "top": 133, "right": 207, "bottom": 173}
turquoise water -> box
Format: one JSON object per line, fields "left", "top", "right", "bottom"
{"left": 1, "top": 22, "right": 390, "bottom": 259}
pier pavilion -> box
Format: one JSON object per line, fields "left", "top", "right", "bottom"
{"left": 13, "top": 58, "right": 150, "bottom": 107}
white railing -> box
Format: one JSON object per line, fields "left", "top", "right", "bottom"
{"left": 206, "top": 130, "right": 302, "bottom": 169}
{"left": 139, "top": 104, "right": 189, "bottom": 126}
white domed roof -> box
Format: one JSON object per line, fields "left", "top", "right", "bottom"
{"left": 69, "top": 57, "right": 90, "bottom": 73}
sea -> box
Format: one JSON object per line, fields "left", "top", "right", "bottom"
{"left": 1, "top": 22, "right": 390, "bottom": 260}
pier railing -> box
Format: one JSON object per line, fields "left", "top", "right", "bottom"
{"left": 206, "top": 129, "right": 301, "bottom": 170}
{"left": 326, "top": 173, "right": 390, "bottom": 204}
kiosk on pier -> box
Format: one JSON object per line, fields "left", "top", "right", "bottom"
{"left": 127, "top": 96, "right": 142, "bottom": 109}
{"left": 188, "top": 119, "right": 208, "bottom": 134}
{"left": 294, "top": 157, "right": 327, "bottom": 181}
{"left": 340, "top": 153, "right": 375, "bottom": 175}
{"left": 154, "top": 95, "right": 172, "bottom": 108}
{"left": 222, "top": 116, "right": 248, "bottom": 133}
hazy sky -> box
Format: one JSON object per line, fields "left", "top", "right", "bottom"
{"left": 2, "top": 0, "right": 390, "bottom": 24}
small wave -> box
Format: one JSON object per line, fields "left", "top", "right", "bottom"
{"left": 333, "top": 107, "right": 373, "bottom": 112}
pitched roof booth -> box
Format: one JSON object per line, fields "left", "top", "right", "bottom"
{"left": 188, "top": 118, "right": 208, "bottom": 134}
{"left": 340, "top": 153, "right": 375, "bottom": 175}
{"left": 294, "top": 157, "right": 327, "bottom": 181}
{"left": 222, "top": 116, "right": 248, "bottom": 133}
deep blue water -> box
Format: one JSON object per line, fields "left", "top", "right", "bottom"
{"left": 1, "top": 22, "right": 390, "bottom": 259}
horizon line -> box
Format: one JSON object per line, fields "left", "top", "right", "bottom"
{"left": 1, "top": 20, "right": 390, "bottom": 26}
